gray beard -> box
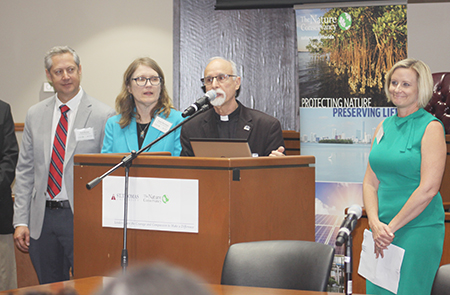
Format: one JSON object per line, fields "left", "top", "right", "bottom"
{"left": 211, "top": 89, "right": 226, "bottom": 106}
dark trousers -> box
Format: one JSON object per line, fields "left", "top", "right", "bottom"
{"left": 29, "top": 206, "right": 73, "bottom": 284}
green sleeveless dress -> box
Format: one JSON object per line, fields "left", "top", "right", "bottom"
{"left": 366, "top": 108, "right": 445, "bottom": 295}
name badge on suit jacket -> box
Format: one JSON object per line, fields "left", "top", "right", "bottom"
{"left": 152, "top": 116, "right": 172, "bottom": 133}
{"left": 74, "top": 127, "right": 95, "bottom": 141}
{"left": 376, "top": 125, "right": 384, "bottom": 144}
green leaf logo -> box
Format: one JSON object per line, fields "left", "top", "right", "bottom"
{"left": 338, "top": 12, "right": 352, "bottom": 31}
{"left": 162, "top": 194, "right": 169, "bottom": 204}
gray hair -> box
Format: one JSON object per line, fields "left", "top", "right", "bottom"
{"left": 205, "top": 56, "right": 241, "bottom": 97}
{"left": 207, "top": 56, "right": 238, "bottom": 76}
{"left": 44, "top": 46, "right": 80, "bottom": 71}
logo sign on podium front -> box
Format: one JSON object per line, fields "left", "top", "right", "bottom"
{"left": 102, "top": 176, "right": 199, "bottom": 233}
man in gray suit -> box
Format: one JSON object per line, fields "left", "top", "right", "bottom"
{"left": 13, "top": 46, "right": 115, "bottom": 284}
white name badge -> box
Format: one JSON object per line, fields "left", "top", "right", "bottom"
{"left": 152, "top": 116, "right": 173, "bottom": 133}
{"left": 74, "top": 127, "right": 95, "bottom": 141}
{"left": 376, "top": 125, "right": 384, "bottom": 144}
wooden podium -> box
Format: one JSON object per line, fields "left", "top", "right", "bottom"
{"left": 73, "top": 154, "right": 315, "bottom": 283}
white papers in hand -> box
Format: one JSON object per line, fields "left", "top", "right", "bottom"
{"left": 358, "top": 229, "right": 405, "bottom": 294}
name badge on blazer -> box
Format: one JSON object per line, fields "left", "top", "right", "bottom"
{"left": 74, "top": 127, "right": 95, "bottom": 141}
{"left": 152, "top": 116, "right": 173, "bottom": 133}
{"left": 376, "top": 125, "right": 384, "bottom": 144}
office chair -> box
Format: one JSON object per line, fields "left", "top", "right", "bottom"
{"left": 431, "top": 264, "right": 450, "bottom": 295}
{"left": 425, "top": 72, "right": 450, "bottom": 134}
{"left": 220, "top": 240, "right": 335, "bottom": 291}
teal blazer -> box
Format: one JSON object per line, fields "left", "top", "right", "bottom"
{"left": 101, "top": 109, "right": 184, "bottom": 156}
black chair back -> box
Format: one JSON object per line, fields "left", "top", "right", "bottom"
{"left": 431, "top": 264, "right": 450, "bottom": 295}
{"left": 220, "top": 240, "right": 335, "bottom": 291}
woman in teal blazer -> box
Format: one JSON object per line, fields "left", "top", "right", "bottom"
{"left": 102, "top": 57, "right": 184, "bottom": 156}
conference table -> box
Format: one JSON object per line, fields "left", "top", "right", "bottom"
{"left": 0, "top": 276, "right": 363, "bottom": 295}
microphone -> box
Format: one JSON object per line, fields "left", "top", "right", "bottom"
{"left": 182, "top": 90, "right": 216, "bottom": 118}
{"left": 335, "top": 204, "right": 362, "bottom": 246}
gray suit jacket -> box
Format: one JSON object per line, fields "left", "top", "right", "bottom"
{"left": 13, "top": 91, "right": 115, "bottom": 239}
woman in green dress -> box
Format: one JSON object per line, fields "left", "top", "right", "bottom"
{"left": 363, "top": 59, "right": 446, "bottom": 294}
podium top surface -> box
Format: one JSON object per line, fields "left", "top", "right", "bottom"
{"left": 74, "top": 154, "right": 315, "bottom": 169}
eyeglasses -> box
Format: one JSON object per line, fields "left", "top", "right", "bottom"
{"left": 132, "top": 76, "right": 162, "bottom": 87}
{"left": 201, "top": 74, "right": 237, "bottom": 86}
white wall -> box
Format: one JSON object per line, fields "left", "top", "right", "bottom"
{"left": 1, "top": 1, "right": 449, "bottom": 124}
{"left": 0, "top": 0, "right": 173, "bottom": 123}
{"left": 407, "top": 2, "right": 450, "bottom": 73}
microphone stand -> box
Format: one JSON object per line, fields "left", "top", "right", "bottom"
{"left": 345, "top": 219, "right": 356, "bottom": 295}
{"left": 120, "top": 151, "right": 133, "bottom": 273}
{"left": 86, "top": 104, "right": 210, "bottom": 273}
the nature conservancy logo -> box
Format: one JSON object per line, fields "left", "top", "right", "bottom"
{"left": 338, "top": 12, "right": 352, "bottom": 31}
{"left": 143, "top": 194, "right": 170, "bottom": 204}
{"left": 162, "top": 194, "right": 169, "bottom": 204}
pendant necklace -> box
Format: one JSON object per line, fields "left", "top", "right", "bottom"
{"left": 138, "top": 122, "right": 150, "bottom": 138}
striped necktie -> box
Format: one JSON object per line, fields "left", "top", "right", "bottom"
{"left": 47, "top": 105, "right": 70, "bottom": 199}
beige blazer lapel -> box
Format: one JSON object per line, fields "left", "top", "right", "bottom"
{"left": 42, "top": 97, "right": 56, "bottom": 169}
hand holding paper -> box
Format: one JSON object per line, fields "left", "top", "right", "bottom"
{"left": 358, "top": 229, "right": 405, "bottom": 294}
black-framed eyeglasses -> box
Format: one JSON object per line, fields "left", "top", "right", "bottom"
{"left": 132, "top": 76, "right": 163, "bottom": 87}
{"left": 201, "top": 74, "right": 237, "bottom": 86}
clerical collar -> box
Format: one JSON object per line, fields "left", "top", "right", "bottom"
{"left": 216, "top": 103, "right": 241, "bottom": 121}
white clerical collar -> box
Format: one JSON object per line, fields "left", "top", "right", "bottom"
{"left": 220, "top": 115, "right": 229, "bottom": 121}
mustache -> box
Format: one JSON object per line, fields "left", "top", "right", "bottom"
{"left": 211, "top": 89, "right": 226, "bottom": 106}
{"left": 215, "top": 88, "right": 226, "bottom": 97}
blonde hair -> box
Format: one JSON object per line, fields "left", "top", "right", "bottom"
{"left": 116, "top": 57, "right": 174, "bottom": 128}
{"left": 384, "top": 58, "right": 433, "bottom": 108}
